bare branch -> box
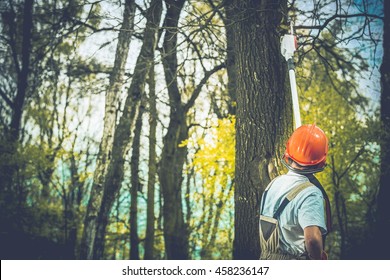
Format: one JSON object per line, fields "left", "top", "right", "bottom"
{"left": 338, "top": 145, "right": 366, "bottom": 180}
{"left": 184, "top": 62, "right": 226, "bottom": 113}
{"left": 295, "top": 13, "right": 383, "bottom": 31}
{"left": 0, "top": 88, "right": 14, "bottom": 109}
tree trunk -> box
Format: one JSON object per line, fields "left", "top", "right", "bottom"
{"left": 185, "top": 164, "right": 194, "bottom": 226}
{"left": 144, "top": 65, "right": 157, "bottom": 260}
{"left": 80, "top": 0, "right": 136, "bottom": 259}
{"left": 65, "top": 152, "right": 85, "bottom": 259}
{"left": 225, "top": 0, "right": 291, "bottom": 260}
{"left": 159, "top": 0, "right": 189, "bottom": 260}
{"left": 159, "top": 1, "right": 226, "bottom": 259}
{"left": 0, "top": 0, "right": 33, "bottom": 199}
{"left": 373, "top": 0, "right": 390, "bottom": 259}
{"left": 10, "top": 0, "right": 33, "bottom": 143}
{"left": 92, "top": 0, "right": 162, "bottom": 259}
{"left": 205, "top": 184, "right": 233, "bottom": 259}
{"left": 129, "top": 105, "right": 143, "bottom": 260}
{"left": 159, "top": 110, "right": 189, "bottom": 259}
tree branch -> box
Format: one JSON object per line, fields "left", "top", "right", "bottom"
{"left": 184, "top": 62, "right": 226, "bottom": 113}
{"left": 295, "top": 13, "right": 383, "bottom": 31}
{"left": 338, "top": 145, "right": 366, "bottom": 180}
{"left": 0, "top": 88, "right": 14, "bottom": 109}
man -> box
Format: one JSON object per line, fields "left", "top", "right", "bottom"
{"left": 259, "top": 124, "right": 331, "bottom": 260}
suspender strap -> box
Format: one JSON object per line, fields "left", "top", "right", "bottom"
{"left": 260, "top": 178, "right": 278, "bottom": 215}
{"left": 260, "top": 190, "right": 268, "bottom": 215}
{"left": 273, "top": 181, "right": 313, "bottom": 218}
{"left": 286, "top": 181, "right": 313, "bottom": 200}
{"left": 305, "top": 174, "right": 332, "bottom": 233}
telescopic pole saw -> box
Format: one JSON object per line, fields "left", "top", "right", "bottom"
{"left": 281, "top": 22, "right": 301, "bottom": 129}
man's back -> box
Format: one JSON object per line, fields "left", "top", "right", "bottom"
{"left": 260, "top": 171, "right": 327, "bottom": 257}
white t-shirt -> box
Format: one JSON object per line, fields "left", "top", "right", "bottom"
{"left": 260, "top": 171, "right": 327, "bottom": 256}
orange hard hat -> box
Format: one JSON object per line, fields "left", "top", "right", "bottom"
{"left": 284, "top": 124, "right": 328, "bottom": 168}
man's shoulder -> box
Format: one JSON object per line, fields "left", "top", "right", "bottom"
{"left": 279, "top": 173, "right": 323, "bottom": 199}
{"left": 272, "top": 172, "right": 310, "bottom": 186}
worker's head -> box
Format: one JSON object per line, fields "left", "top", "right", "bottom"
{"left": 283, "top": 124, "right": 328, "bottom": 174}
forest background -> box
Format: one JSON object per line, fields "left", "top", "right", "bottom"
{"left": 0, "top": 0, "right": 389, "bottom": 260}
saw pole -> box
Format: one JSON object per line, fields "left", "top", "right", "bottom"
{"left": 281, "top": 23, "right": 301, "bottom": 129}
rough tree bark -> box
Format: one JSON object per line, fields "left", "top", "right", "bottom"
{"left": 92, "top": 0, "right": 162, "bottom": 259}
{"left": 80, "top": 0, "right": 136, "bottom": 259}
{"left": 224, "top": 0, "right": 291, "bottom": 259}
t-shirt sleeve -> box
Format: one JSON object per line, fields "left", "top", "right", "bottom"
{"left": 297, "top": 189, "right": 327, "bottom": 235}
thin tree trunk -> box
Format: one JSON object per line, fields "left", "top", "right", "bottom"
{"left": 200, "top": 191, "right": 215, "bottom": 258}
{"left": 80, "top": 0, "right": 136, "bottom": 259}
{"left": 185, "top": 164, "right": 194, "bottom": 225}
{"left": 223, "top": 2, "right": 237, "bottom": 116}
{"left": 38, "top": 74, "right": 61, "bottom": 201}
{"left": 144, "top": 65, "right": 157, "bottom": 260}
{"left": 334, "top": 190, "right": 346, "bottom": 258}
{"left": 92, "top": 0, "right": 162, "bottom": 259}
{"left": 206, "top": 184, "right": 233, "bottom": 259}
{"left": 157, "top": 184, "right": 163, "bottom": 231}
{"left": 129, "top": 105, "right": 143, "bottom": 260}
{"left": 112, "top": 196, "right": 121, "bottom": 260}
{"left": 225, "top": 0, "right": 291, "bottom": 260}
{"left": 65, "top": 152, "right": 83, "bottom": 259}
